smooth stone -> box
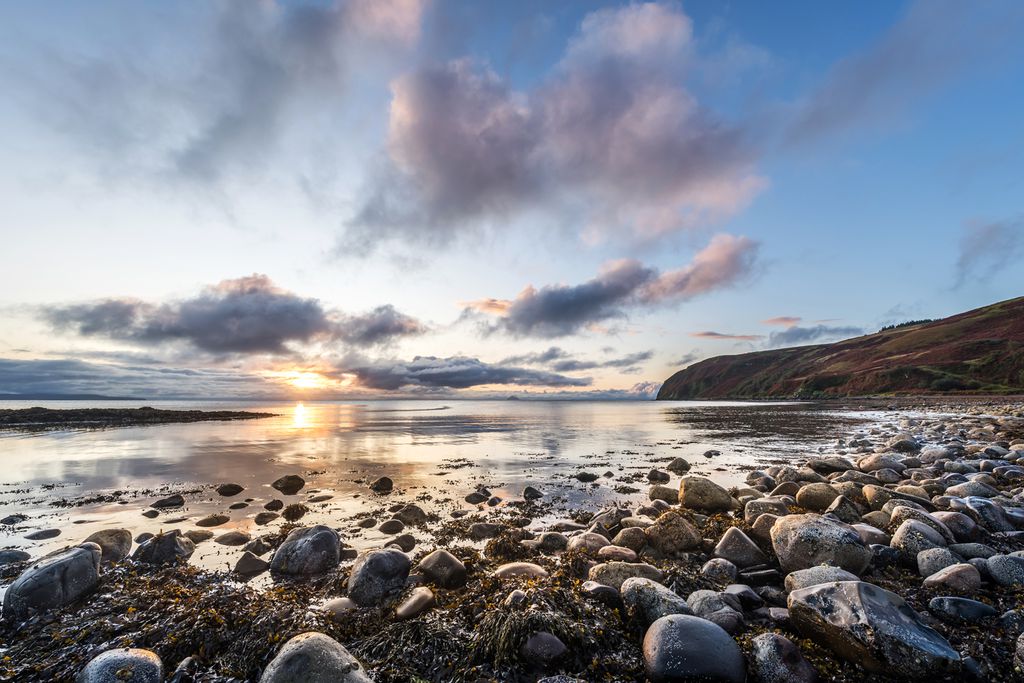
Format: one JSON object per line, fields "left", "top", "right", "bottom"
{"left": 378, "top": 519, "right": 405, "bottom": 534}
{"left": 468, "top": 522, "right": 500, "bottom": 540}
{"left": 270, "top": 525, "right": 341, "bottom": 576}
{"left": 133, "top": 530, "right": 195, "bottom": 565}
{"left": 947, "top": 542, "right": 996, "bottom": 559}
{"left": 645, "top": 511, "right": 701, "bottom": 555}
{"left": 83, "top": 528, "right": 132, "bottom": 564}
{"left": 795, "top": 483, "right": 840, "bottom": 511}
{"left": 770, "top": 514, "right": 871, "bottom": 574}
{"left": 581, "top": 581, "right": 622, "bottom": 608}
{"left": 0, "top": 549, "right": 31, "bottom": 565}
{"left": 678, "top": 476, "right": 734, "bottom": 513}
{"left": 235, "top": 551, "right": 270, "bottom": 575}
{"left": 395, "top": 586, "right": 435, "bottom": 620}
{"left": 393, "top": 504, "right": 427, "bottom": 526}
{"left": 2, "top": 543, "right": 101, "bottom": 621}
{"left": 183, "top": 530, "right": 214, "bottom": 544}
{"left": 76, "top": 648, "right": 163, "bottom": 683}
{"left": 417, "top": 549, "right": 467, "bottom": 588}
{"left": 891, "top": 520, "right": 946, "bottom": 564}
{"left": 259, "top": 632, "right": 371, "bottom": 682}
{"left": 666, "top": 458, "right": 691, "bottom": 474}
{"left": 713, "top": 527, "right": 767, "bottom": 568}
{"left": 25, "top": 529, "right": 61, "bottom": 540}
{"left": 369, "top": 476, "right": 393, "bottom": 493}
{"left": 643, "top": 614, "right": 746, "bottom": 683}
{"left": 255, "top": 512, "right": 280, "bottom": 525}
{"left": 784, "top": 566, "right": 859, "bottom": 592}
{"left": 788, "top": 581, "right": 960, "bottom": 677}
{"left": 589, "top": 561, "right": 664, "bottom": 590}
{"left": 917, "top": 548, "right": 960, "bottom": 577}
{"left": 465, "top": 491, "right": 488, "bottom": 504}
{"left": 749, "top": 633, "right": 819, "bottom": 683}
{"left": 523, "top": 486, "right": 544, "bottom": 500}
{"left": 347, "top": 548, "right": 411, "bottom": 606}
{"left": 986, "top": 554, "right": 1024, "bottom": 586}
{"left": 596, "top": 544, "right": 637, "bottom": 562}
{"left": 700, "top": 558, "right": 737, "bottom": 583}
{"left": 216, "top": 530, "right": 251, "bottom": 546}
{"left": 216, "top": 483, "right": 244, "bottom": 496}
{"left": 265, "top": 499, "right": 284, "bottom": 511}
{"left": 151, "top": 494, "right": 185, "bottom": 509}
{"left": 922, "top": 563, "right": 981, "bottom": 593}
{"left": 195, "top": 514, "right": 230, "bottom": 528}
{"left": 520, "top": 632, "right": 567, "bottom": 666}
{"left": 621, "top": 578, "right": 692, "bottom": 630}
{"left": 928, "top": 596, "right": 998, "bottom": 624}
{"left": 272, "top": 475, "right": 305, "bottom": 495}
{"left": 323, "top": 597, "right": 358, "bottom": 620}
{"left": 566, "top": 532, "right": 610, "bottom": 556}
{"left": 493, "top": 562, "right": 548, "bottom": 580}
{"left": 744, "top": 498, "right": 790, "bottom": 525}
{"left": 648, "top": 485, "right": 679, "bottom": 504}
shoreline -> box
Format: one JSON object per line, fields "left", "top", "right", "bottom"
{"left": 0, "top": 407, "right": 276, "bottom": 432}
{"left": 1, "top": 401, "right": 1023, "bottom": 681}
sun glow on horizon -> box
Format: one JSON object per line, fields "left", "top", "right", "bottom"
{"left": 265, "top": 369, "right": 335, "bottom": 390}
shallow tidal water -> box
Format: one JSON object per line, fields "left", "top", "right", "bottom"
{"left": 0, "top": 399, "right": 876, "bottom": 579}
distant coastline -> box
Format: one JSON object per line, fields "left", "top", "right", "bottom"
{"left": 0, "top": 406, "right": 276, "bottom": 431}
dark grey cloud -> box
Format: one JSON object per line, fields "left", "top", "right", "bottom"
{"left": 787, "top": 0, "right": 1024, "bottom": 145}
{"left": 766, "top": 325, "right": 864, "bottom": 349}
{"left": 670, "top": 352, "right": 700, "bottom": 367}
{"left": 42, "top": 274, "right": 423, "bottom": 354}
{"left": 501, "top": 347, "right": 653, "bottom": 373}
{"left": 336, "top": 304, "right": 427, "bottom": 347}
{"left": 335, "top": 355, "right": 592, "bottom": 391}
{"left": 954, "top": 216, "right": 1024, "bottom": 287}
{"left": 466, "top": 234, "right": 759, "bottom": 338}
{"left": 345, "top": 3, "right": 763, "bottom": 251}
{"left": 0, "top": 358, "right": 279, "bottom": 399}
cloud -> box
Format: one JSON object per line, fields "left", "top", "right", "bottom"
{"left": 345, "top": 1, "right": 764, "bottom": 251}
{"left": 690, "top": 331, "right": 763, "bottom": 341}
{"left": 766, "top": 324, "right": 863, "bottom": 348}
{"left": 501, "top": 347, "right": 653, "bottom": 372}
{"left": 0, "top": 357, "right": 280, "bottom": 399}
{"left": 670, "top": 352, "right": 700, "bottom": 367}
{"left": 42, "top": 274, "right": 423, "bottom": 354}
{"left": 336, "top": 304, "right": 427, "bottom": 346}
{"left": 333, "top": 354, "right": 592, "bottom": 391}
{"left": 761, "top": 316, "right": 801, "bottom": 327}
{"left": 787, "top": 0, "right": 1024, "bottom": 145}
{"left": 16, "top": 0, "right": 427, "bottom": 183}
{"left": 467, "top": 233, "right": 758, "bottom": 337}
{"left": 954, "top": 216, "right": 1024, "bottom": 286}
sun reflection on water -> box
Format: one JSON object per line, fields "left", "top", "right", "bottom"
{"left": 293, "top": 402, "right": 308, "bottom": 429}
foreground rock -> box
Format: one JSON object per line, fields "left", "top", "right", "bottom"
{"left": 788, "top": 581, "right": 960, "bottom": 677}
{"left": 77, "top": 648, "right": 163, "bottom": 683}
{"left": 771, "top": 514, "right": 871, "bottom": 574}
{"left": 346, "top": 549, "right": 411, "bottom": 606}
{"left": 133, "top": 530, "right": 195, "bottom": 565}
{"left": 643, "top": 614, "right": 746, "bottom": 682}
{"left": 678, "top": 476, "right": 734, "bottom": 513}
{"left": 260, "top": 632, "right": 372, "bottom": 682}
{"left": 270, "top": 525, "right": 341, "bottom": 576}
{"left": 2, "top": 543, "right": 101, "bottom": 621}
{"left": 749, "top": 633, "right": 818, "bottom": 683}
{"left": 83, "top": 528, "right": 132, "bottom": 564}
{"left": 417, "top": 549, "right": 467, "bottom": 588}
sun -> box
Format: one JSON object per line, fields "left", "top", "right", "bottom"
{"left": 265, "top": 369, "right": 334, "bottom": 390}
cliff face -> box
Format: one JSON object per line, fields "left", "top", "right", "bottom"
{"left": 657, "top": 296, "right": 1024, "bottom": 400}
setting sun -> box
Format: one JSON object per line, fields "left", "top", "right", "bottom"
{"left": 265, "top": 370, "right": 334, "bottom": 390}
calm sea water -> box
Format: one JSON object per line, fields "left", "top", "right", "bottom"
{"left": 0, "top": 399, "right": 874, "bottom": 576}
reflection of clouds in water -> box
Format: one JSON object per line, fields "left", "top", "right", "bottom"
{"left": 1, "top": 400, "right": 874, "bottom": 566}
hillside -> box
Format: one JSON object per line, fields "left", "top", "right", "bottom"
{"left": 657, "top": 296, "right": 1024, "bottom": 399}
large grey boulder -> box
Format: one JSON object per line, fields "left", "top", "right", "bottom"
{"left": 83, "top": 528, "right": 133, "bottom": 564}
{"left": 2, "top": 543, "right": 101, "bottom": 621}
{"left": 643, "top": 614, "right": 746, "bottom": 683}
{"left": 678, "top": 477, "right": 734, "bottom": 513}
{"left": 77, "top": 648, "right": 163, "bottom": 683}
{"left": 132, "top": 529, "right": 195, "bottom": 565}
{"left": 749, "top": 633, "right": 819, "bottom": 683}
{"left": 770, "top": 514, "right": 870, "bottom": 574}
{"left": 270, "top": 525, "right": 341, "bottom": 576}
{"left": 987, "top": 554, "right": 1024, "bottom": 586}
{"left": 346, "top": 548, "right": 411, "bottom": 606}
{"left": 788, "top": 581, "right": 960, "bottom": 677}
{"left": 260, "top": 632, "right": 372, "bottom": 682}
{"left": 621, "top": 578, "right": 692, "bottom": 631}
{"left": 890, "top": 520, "right": 946, "bottom": 564}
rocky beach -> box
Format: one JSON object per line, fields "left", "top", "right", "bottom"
{"left": 2, "top": 400, "right": 1023, "bottom": 682}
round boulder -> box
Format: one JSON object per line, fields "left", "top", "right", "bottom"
{"left": 770, "top": 514, "right": 870, "bottom": 574}
{"left": 83, "top": 528, "right": 132, "bottom": 564}
{"left": 643, "top": 614, "right": 746, "bottom": 682}
{"left": 270, "top": 525, "right": 341, "bottom": 576}
{"left": 77, "top": 648, "right": 163, "bottom": 683}
{"left": 347, "top": 548, "right": 411, "bottom": 606}
{"left": 259, "top": 632, "right": 371, "bottom": 682}
{"left": 2, "top": 543, "right": 101, "bottom": 621}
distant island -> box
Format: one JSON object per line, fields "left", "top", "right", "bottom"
{"left": 658, "top": 296, "right": 1024, "bottom": 399}
{"left": 0, "top": 406, "right": 276, "bottom": 431}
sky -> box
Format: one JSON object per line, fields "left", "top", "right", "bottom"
{"left": 0, "top": 0, "right": 1022, "bottom": 400}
